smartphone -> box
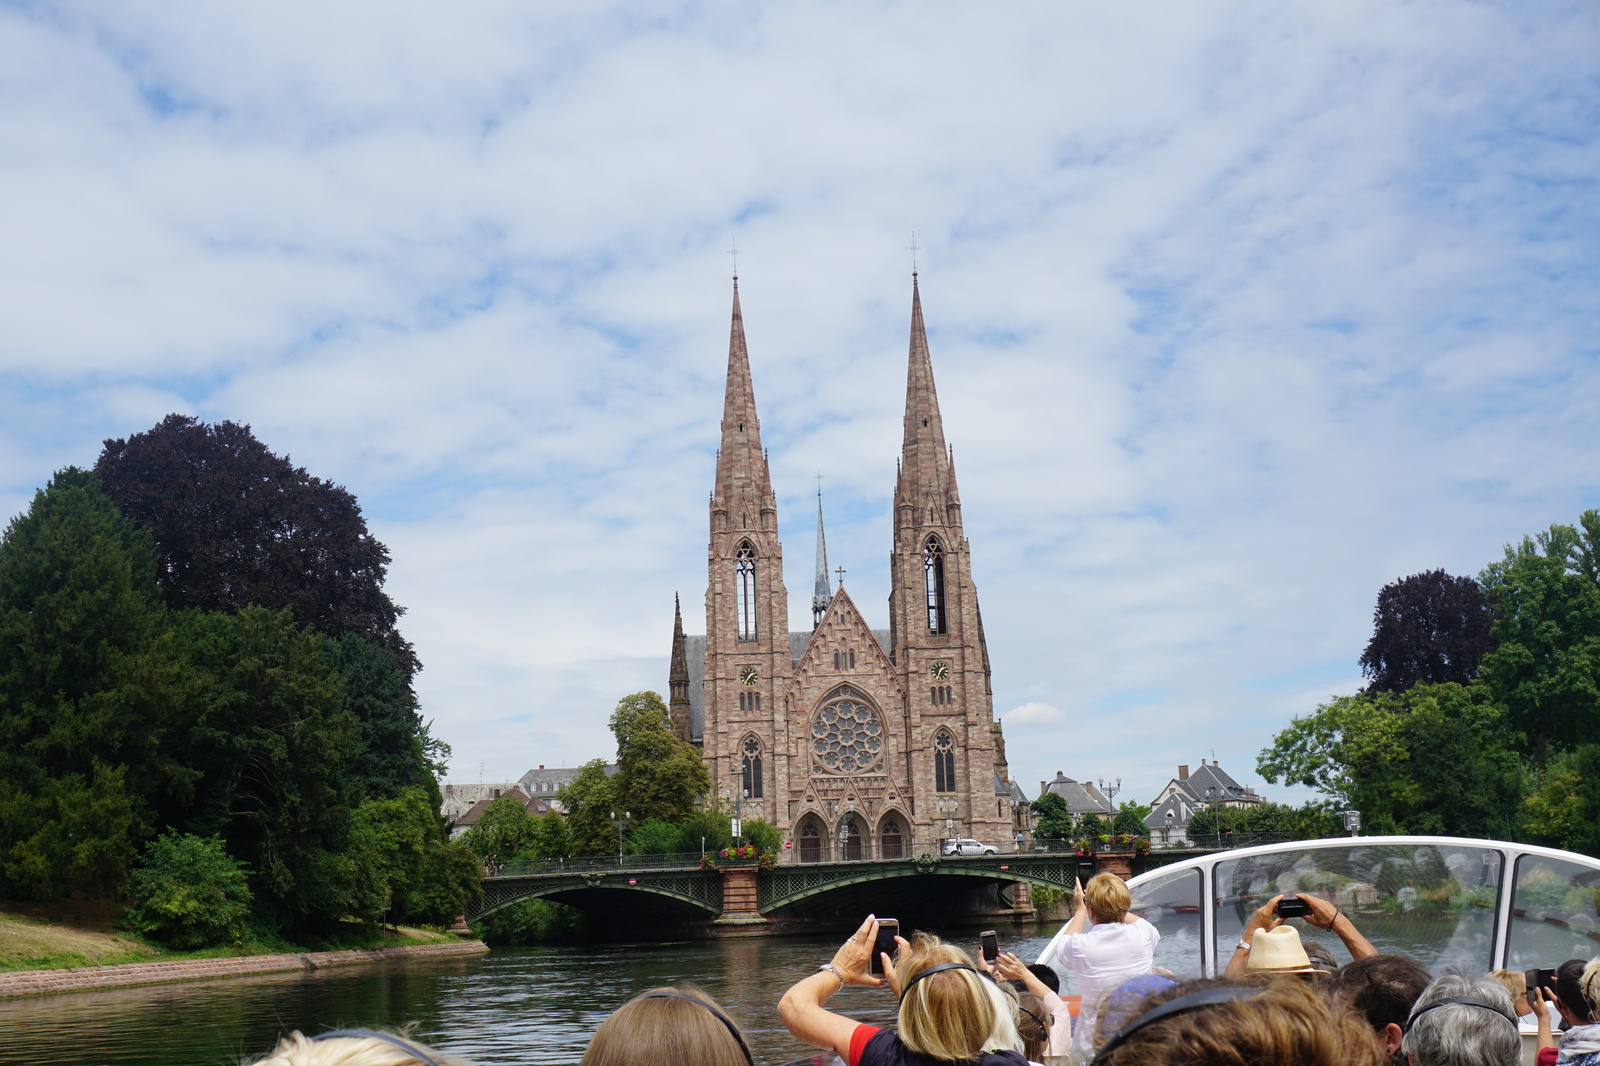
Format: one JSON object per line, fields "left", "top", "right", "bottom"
{"left": 869, "top": 919, "right": 899, "bottom": 977}
{"left": 980, "top": 930, "right": 999, "bottom": 963}
{"left": 1526, "top": 968, "right": 1556, "bottom": 1002}
{"left": 1275, "top": 895, "right": 1311, "bottom": 919}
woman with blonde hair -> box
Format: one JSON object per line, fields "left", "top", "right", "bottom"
{"left": 1036, "top": 875, "right": 1160, "bottom": 1064}
{"left": 581, "top": 984, "right": 753, "bottom": 1066}
{"left": 779, "top": 915, "right": 1028, "bottom": 1066}
{"left": 244, "top": 1029, "right": 473, "bottom": 1066}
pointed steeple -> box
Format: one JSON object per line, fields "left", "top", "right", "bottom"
{"left": 668, "top": 593, "right": 692, "bottom": 742}
{"left": 812, "top": 486, "right": 832, "bottom": 628}
{"left": 713, "top": 279, "right": 775, "bottom": 532}
{"left": 896, "top": 274, "right": 959, "bottom": 529}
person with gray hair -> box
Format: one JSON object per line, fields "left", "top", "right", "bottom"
{"left": 1401, "top": 971, "right": 1520, "bottom": 1066}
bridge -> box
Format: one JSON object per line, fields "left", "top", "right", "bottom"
{"left": 465, "top": 847, "right": 1219, "bottom": 930}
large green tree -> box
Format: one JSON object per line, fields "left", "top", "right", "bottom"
{"left": 94, "top": 415, "right": 417, "bottom": 680}
{"left": 558, "top": 759, "right": 619, "bottom": 855}
{"left": 0, "top": 469, "right": 190, "bottom": 899}
{"left": 1258, "top": 683, "right": 1525, "bottom": 838}
{"left": 1477, "top": 516, "right": 1600, "bottom": 763}
{"left": 609, "top": 691, "right": 710, "bottom": 824}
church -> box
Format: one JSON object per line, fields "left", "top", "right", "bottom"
{"left": 667, "top": 273, "right": 1018, "bottom": 861}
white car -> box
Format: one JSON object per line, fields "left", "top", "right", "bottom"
{"left": 941, "top": 838, "right": 998, "bottom": 856}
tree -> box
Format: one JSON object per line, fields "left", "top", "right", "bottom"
{"left": 0, "top": 469, "right": 189, "bottom": 899}
{"left": 558, "top": 759, "right": 618, "bottom": 855}
{"left": 609, "top": 691, "right": 710, "bottom": 824}
{"left": 1258, "top": 683, "right": 1525, "bottom": 838}
{"left": 1478, "top": 518, "right": 1600, "bottom": 762}
{"left": 325, "top": 633, "right": 442, "bottom": 804}
{"left": 1029, "top": 793, "right": 1074, "bottom": 841}
{"left": 1521, "top": 744, "right": 1600, "bottom": 857}
{"left": 123, "top": 831, "right": 253, "bottom": 949}
{"left": 1359, "top": 570, "right": 1497, "bottom": 694}
{"left": 94, "top": 415, "right": 417, "bottom": 679}
{"left": 167, "top": 606, "right": 360, "bottom": 934}
{"left": 627, "top": 819, "right": 681, "bottom": 855}
{"left": 1078, "top": 813, "right": 1109, "bottom": 840}
{"left": 1114, "top": 801, "right": 1153, "bottom": 838}
{"left": 459, "top": 794, "right": 538, "bottom": 862}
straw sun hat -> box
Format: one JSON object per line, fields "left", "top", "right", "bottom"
{"left": 1245, "top": 926, "right": 1315, "bottom": 974}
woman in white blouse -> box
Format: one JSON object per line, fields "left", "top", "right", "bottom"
{"left": 1036, "top": 874, "right": 1160, "bottom": 1064}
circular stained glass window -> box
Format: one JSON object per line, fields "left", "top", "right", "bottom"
{"left": 811, "top": 695, "right": 884, "bottom": 774}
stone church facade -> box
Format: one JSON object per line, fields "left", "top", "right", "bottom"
{"left": 669, "top": 276, "right": 1013, "bottom": 860}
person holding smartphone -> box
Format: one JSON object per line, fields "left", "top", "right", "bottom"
{"left": 1224, "top": 892, "right": 1378, "bottom": 979}
{"left": 778, "top": 914, "right": 1027, "bottom": 1066}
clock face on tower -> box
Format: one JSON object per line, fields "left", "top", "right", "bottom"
{"left": 930, "top": 660, "right": 951, "bottom": 681}
{"left": 738, "top": 665, "right": 760, "bottom": 687}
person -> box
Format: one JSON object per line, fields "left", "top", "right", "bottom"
{"left": 1225, "top": 892, "right": 1377, "bottom": 978}
{"left": 1035, "top": 874, "right": 1160, "bottom": 1064}
{"left": 993, "top": 954, "right": 1074, "bottom": 1063}
{"left": 1090, "top": 975, "right": 1385, "bottom": 1066}
{"left": 244, "top": 1029, "right": 474, "bottom": 1066}
{"left": 1330, "top": 953, "right": 1433, "bottom": 1062}
{"left": 1400, "top": 972, "right": 1520, "bottom": 1066}
{"left": 778, "top": 915, "right": 1028, "bottom": 1066}
{"left": 1091, "top": 974, "right": 1178, "bottom": 1053}
{"left": 1015, "top": 989, "right": 1050, "bottom": 1065}
{"left": 1487, "top": 969, "right": 1542, "bottom": 1037}
{"left": 1548, "top": 958, "right": 1600, "bottom": 1066}
{"left": 580, "top": 984, "right": 753, "bottom": 1066}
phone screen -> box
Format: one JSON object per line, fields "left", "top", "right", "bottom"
{"left": 980, "top": 930, "right": 999, "bottom": 962}
{"left": 869, "top": 919, "right": 899, "bottom": 976}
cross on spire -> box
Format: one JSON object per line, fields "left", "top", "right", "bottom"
{"left": 907, "top": 233, "right": 919, "bottom": 275}
{"left": 728, "top": 238, "right": 740, "bottom": 280}
{"left": 835, "top": 565, "right": 846, "bottom": 588}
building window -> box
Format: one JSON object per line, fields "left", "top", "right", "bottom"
{"left": 800, "top": 821, "right": 821, "bottom": 863}
{"left": 736, "top": 541, "right": 757, "bottom": 641}
{"left": 924, "top": 536, "right": 946, "bottom": 634}
{"left": 934, "top": 731, "right": 955, "bottom": 792}
{"left": 741, "top": 736, "right": 764, "bottom": 799}
{"left": 811, "top": 687, "right": 885, "bottom": 775}
{"left": 882, "top": 818, "right": 904, "bottom": 859}
{"left": 739, "top": 692, "right": 762, "bottom": 712}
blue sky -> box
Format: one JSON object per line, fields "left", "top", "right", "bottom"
{"left": 2, "top": 1, "right": 1597, "bottom": 807}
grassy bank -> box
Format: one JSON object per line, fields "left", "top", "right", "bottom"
{"left": 0, "top": 894, "right": 456, "bottom": 973}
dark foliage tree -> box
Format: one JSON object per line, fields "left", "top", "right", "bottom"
{"left": 167, "top": 606, "right": 361, "bottom": 934}
{"left": 325, "top": 633, "right": 441, "bottom": 804}
{"left": 1113, "top": 801, "right": 1153, "bottom": 838}
{"left": 94, "top": 415, "right": 417, "bottom": 679}
{"left": 0, "top": 470, "right": 191, "bottom": 899}
{"left": 1359, "top": 569, "right": 1497, "bottom": 694}
{"left": 1478, "top": 517, "right": 1600, "bottom": 762}
{"left": 1029, "top": 793, "right": 1074, "bottom": 841}
{"left": 559, "top": 760, "right": 619, "bottom": 855}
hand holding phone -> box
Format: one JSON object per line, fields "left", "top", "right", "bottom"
{"left": 1274, "top": 895, "right": 1311, "bottom": 919}
{"left": 869, "top": 919, "right": 900, "bottom": 977}
{"left": 980, "top": 930, "right": 999, "bottom": 963}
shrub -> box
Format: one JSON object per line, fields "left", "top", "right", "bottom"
{"left": 123, "top": 832, "right": 252, "bottom": 950}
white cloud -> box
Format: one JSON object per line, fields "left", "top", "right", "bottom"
{"left": 1, "top": 0, "right": 1596, "bottom": 806}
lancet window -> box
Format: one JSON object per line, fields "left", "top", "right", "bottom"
{"left": 924, "top": 536, "right": 947, "bottom": 635}
{"left": 736, "top": 541, "right": 757, "bottom": 641}
{"left": 934, "top": 731, "right": 956, "bottom": 792}
{"left": 741, "top": 735, "right": 764, "bottom": 800}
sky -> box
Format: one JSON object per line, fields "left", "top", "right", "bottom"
{"left": 2, "top": 1, "right": 1597, "bottom": 811}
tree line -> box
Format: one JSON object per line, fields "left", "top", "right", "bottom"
{"left": 0, "top": 416, "right": 478, "bottom": 948}
{"left": 1258, "top": 513, "right": 1600, "bottom": 855}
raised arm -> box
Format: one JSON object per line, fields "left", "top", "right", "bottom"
{"left": 1300, "top": 894, "right": 1377, "bottom": 962}
{"left": 778, "top": 914, "right": 894, "bottom": 1059}
{"left": 1224, "top": 895, "right": 1283, "bottom": 979}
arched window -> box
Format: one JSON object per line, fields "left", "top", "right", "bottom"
{"left": 924, "top": 536, "right": 946, "bottom": 634}
{"left": 741, "top": 735, "right": 764, "bottom": 800}
{"left": 881, "top": 817, "right": 904, "bottom": 859}
{"left": 736, "top": 541, "right": 757, "bottom": 641}
{"left": 934, "top": 731, "right": 956, "bottom": 793}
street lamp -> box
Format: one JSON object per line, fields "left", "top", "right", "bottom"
{"left": 728, "top": 765, "right": 749, "bottom": 844}
{"left": 609, "top": 810, "right": 631, "bottom": 865}
{"left": 1342, "top": 810, "right": 1362, "bottom": 838}
{"left": 935, "top": 797, "right": 958, "bottom": 849}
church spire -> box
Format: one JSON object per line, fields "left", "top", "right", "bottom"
{"left": 812, "top": 485, "right": 832, "bottom": 628}
{"left": 713, "top": 279, "right": 775, "bottom": 530}
{"left": 668, "top": 593, "right": 692, "bottom": 742}
{"left": 896, "top": 273, "right": 958, "bottom": 528}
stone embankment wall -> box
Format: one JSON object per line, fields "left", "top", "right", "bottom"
{"left": 0, "top": 940, "right": 489, "bottom": 998}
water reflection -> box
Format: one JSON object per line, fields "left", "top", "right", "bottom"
{"left": 0, "top": 928, "right": 1059, "bottom": 1066}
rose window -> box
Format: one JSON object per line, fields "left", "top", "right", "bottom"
{"left": 811, "top": 692, "right": 884, "bottom": 774}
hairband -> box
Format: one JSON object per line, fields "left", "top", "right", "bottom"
{"left": 1404, "top": 996, "right": 1517, "bottom": 1033}
{"left": 899, "top": 962, "right": 981, "bottom": 1002}
{"left": 1089, "top": 986, "right": 1265, "bottom": 1064}
{"left": 312, "top": 1029, "right": 448, "bottom": 1066}
{"left": 636, "top": 991, "right": 755, "bottom": 1066}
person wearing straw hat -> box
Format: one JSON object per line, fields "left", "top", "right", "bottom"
{"left": 1225, "top": 892, "right": 1379, "bottom": 979}
{"left": 1245, "top": 926, "right": 1317, "bottom": 976}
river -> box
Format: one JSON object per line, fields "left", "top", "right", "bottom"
{"left": 0, "top": 926, "right": 1060, "bottom": 1066}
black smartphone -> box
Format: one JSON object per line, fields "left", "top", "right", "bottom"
{"left": 869, "top": 919, "right": 899, "bottom": 977}
{"left": 980, "top": 929, "right": 999, "bottom": 962}
{"left": 1526, "top": 968, "right": 1556, "bottom": 1002}
{"left": 1275, "top": 895, "right": 1311, "bottom": 919}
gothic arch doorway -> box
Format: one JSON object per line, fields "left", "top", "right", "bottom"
{"left": 797, "top": 816, "right": 824, "bottom": 864}
{"left": 838, "top": 813, "right": 865, "bottom": 861}
{"left": 879, "top": 813, "right": 906, "bottom": 859}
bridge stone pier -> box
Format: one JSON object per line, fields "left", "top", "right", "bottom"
{"left": 469, "top": 852, "right": 1116, "bottom": 939}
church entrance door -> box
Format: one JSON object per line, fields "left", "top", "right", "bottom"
{"left": 799, "top": 821, "right": 821, "bottom": 863}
